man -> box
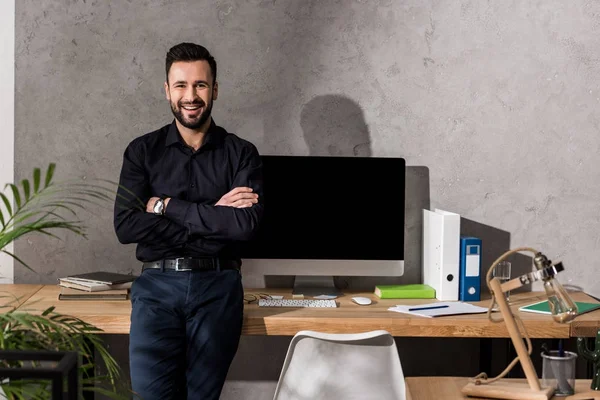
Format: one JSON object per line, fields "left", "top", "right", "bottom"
{"left": 114, "top": 42, "right": 263, "bottom": 400}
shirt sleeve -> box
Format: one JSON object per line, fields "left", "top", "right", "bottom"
{"left": 113, "top": 142, "right": 189, "bottom": 246}
{"left": 164, "top": 143, "right": 264, "bottom": 241}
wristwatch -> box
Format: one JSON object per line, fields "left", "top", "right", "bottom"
{"left": 153, "top": 198, "right": 166, "bottom": 215}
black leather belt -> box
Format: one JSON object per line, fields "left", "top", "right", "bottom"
{"left": 142, "top": 258, "right": 240, "bottom": 272}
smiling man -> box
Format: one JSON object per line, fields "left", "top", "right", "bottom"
{"left": 113, "top": 42, "right": 264, "bottom": 400}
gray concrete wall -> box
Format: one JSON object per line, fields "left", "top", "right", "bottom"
{"left": 14, "top": 1, "right": 600, "bottom": 398}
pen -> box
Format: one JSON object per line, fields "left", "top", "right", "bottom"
{"left": 408, "top": 305, "right": 449, "bottom": 311}
{"left": 558, "top": 339, "right": 564, "bottom": 357}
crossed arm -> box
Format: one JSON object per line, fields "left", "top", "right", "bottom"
{"left": 114, "top": 144, "right": 263, "bottom": 246}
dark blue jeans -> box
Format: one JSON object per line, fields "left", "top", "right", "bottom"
{"left": 129, "top": 268, "right": 244, "bottom": 400}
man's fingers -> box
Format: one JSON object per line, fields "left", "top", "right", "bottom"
{"left": 224, "top": 187, "right": 253, "bottom": 198}
{"left": 146, "top": 197, "right": 159, "bottom": 213}
{"left": 232, "top": 198, "right": 258, "bottom": 206}
{"left": 231, "top": 198, "right": 257, "bottom": 208}
{"left": 229, "top": 192, "right": 258, "bottom": 202}
{"left": 215, "top": 187, "right": 257, "bottom": 207}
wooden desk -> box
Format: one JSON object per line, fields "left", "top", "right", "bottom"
{"left": 18, "top": 285, "right": 132, "bottom": 334}
{"left": 243, "top": 290, "right": 590, "bottom": 337}
{"left": 570, "top": 307, "right": 600, "bottom": 338}
{"left": 405, "top": 377, "right": 600, "bottom": 400}
{"left": 0, "top": 284, "right": 43, "bottom": 309}
{"left": 15, "top": 286, "right": 600, "bottom": 337}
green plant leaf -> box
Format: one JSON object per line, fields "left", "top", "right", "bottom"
{"left": 0, "top": 163, "right": 127, "bottom": 398}
{"left": 33, "top": 167, "right": 41, "bottom": 193}
{"left": 1, "top": 250, "right": 35, "bottom": 273}
{"left": 0, "top": 221, "right": 86, "bottom": 250}
{"left": 21, "top": 179, "right": 31, "bottom": 202}
{"left": 44, "top": 163, "right": 56, "bottom": 188}
{"left": 0, "top": 192, "right": 12, "bottom": 217}
{"left": 8, "top": 184, "right": 21, "bottom": 210}
{"left": 41, "top": 306, "right": 55, "bottom": 316}
{"left": 0, "top": 307, "right": 131, "bottom": 399}
{"left": 12, "top": 209, "right": 71, "bottom": 227}
{"left": 31, "top": 203, "right": 82, "bottom": 215}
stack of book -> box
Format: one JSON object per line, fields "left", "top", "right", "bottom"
{"left": 57, "top": 272, "right": 136, "bottom": 301}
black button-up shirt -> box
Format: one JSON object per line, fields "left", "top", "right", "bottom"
{"left": 114, "top": 119, "right": 264, "bottom": 262}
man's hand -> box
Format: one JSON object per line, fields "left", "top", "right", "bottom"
{"left": 215, "top": 187, "right": 258, "bottom": 208}
{"left": 146, "top": 197, "right": 171, "bottom": 213}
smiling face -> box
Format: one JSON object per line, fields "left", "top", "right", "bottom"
{"left": 164, "top": 60, "right": 218, "bottom": 131}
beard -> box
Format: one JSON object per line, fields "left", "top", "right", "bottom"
{"left": 170, "top": 98, "right": 213, "bottom": 130}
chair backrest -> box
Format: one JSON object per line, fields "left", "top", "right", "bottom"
{"left": 273, "top": 330, "right": 407, "bottom": 400}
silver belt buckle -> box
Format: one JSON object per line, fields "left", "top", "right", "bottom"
{"left": 174, "top": 257, "right": 192, "bottom": 271}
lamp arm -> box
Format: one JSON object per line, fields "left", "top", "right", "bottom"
{"left": 484, "top": 247, "right": 539, "bottom": 323}
{"left": 472, "top": 247, "right": 539, "bottom": 385}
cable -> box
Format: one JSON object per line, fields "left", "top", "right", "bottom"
{"left": 243, "top": 292, "right": 273, "bottom": 304}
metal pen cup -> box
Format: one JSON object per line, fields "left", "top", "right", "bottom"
{"left": 541, "top": 350, "right": 577, "bottom": 396}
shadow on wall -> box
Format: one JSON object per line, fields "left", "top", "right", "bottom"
{"left": 300, "top": 94, "right": 372, "bottom": 157}
{"left": 460, "top": 218, "right": 532, "bottom": 294}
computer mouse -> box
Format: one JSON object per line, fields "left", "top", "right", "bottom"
{"left": 351, "top": 296, "right": 372, "bottom": 306}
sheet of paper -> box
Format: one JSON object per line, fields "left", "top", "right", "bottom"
{"left": 388, "top": 301, "right": 489, "bottom": 318}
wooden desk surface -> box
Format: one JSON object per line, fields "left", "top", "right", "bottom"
{"left": 18, "top": 285, "right": 132, "bottom": 334}
{"left": 0, "top": 284, "right": 43, "bottom": 310}
{"left": 405, "top": 377, "right": 599, "bottom": 400}
{"left": 570, "top": 304, "right": 600, "bottom": 338}
{"left": 15, "top": 285, "right": 600, "bottom": 337}
{"left": 241, "top": 289, "right": 599, "bottom": 338}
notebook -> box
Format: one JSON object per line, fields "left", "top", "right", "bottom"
{"left": 388, "top": 301, "right": 489, "bottom": 318}
{"left": 374, "top": 284, "right": 435, "bottom": 299}
{"left": 58, "top": 271, "right": 136, "bottom": 292}
{"left": 519, "top": 300, "right": 600, "bottom": 315}
{"left": 64, "top": 271, "right": 136, "bottom": 285}
{"left": 58, "top": 287, "right": 129, "bottom": 301}
{"left": 58, "top": 279, "right": 133, "bottom": 292}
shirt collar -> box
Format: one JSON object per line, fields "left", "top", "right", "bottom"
{"left": 165, "top": 119, "right": 224, "bottom": 149}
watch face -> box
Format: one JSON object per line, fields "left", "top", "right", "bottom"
{"left": 153, "top": 199, "right": 164, "bottom": 214}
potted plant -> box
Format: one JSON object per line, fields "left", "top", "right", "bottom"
{"left": 0, "top": 163, "right": 129, "bottom": 399}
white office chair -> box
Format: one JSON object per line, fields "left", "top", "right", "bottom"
{"left": 272, "top": 330, "right": 407, "bottom": 400}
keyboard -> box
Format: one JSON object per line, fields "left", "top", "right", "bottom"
{"left": 258, "top": 299, "right": 338, "bottom": 308}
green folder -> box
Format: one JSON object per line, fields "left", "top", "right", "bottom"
{"left": 374, "top": 284, "right": 436, "bottom": 299}
{"left": 519, "top": 300, "right": 600, "bottom": 315}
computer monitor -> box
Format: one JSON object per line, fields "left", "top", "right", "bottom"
{"left": 240, "top": 155, "right": 405, "bottom": 296}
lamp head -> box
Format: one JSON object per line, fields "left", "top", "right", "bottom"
{"left": 492, "top": 250, "right": 578, "bottom": 323}
{"left": 525, "top": 252, "right": 578, "bottom": 323}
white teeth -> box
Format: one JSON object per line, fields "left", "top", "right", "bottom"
{"left": 183, "top": 106, "right": 200, "bottom": 110}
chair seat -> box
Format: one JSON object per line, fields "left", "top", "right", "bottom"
{"left": 273, "top": 330, "right": 407, "bottom": 400}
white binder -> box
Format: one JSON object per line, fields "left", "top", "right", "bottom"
{"left": 423, "top": 208, "right": 461, "bottom": 301}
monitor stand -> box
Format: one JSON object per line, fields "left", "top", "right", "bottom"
{"left": 292, "top": 276, "right": 341, "bottom": 297}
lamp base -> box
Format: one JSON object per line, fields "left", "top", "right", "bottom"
{"left": 462, "top": 381, "right": 554, "bottom": 400}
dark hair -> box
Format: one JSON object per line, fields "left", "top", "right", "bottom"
{"left": 165, "top": 42, "right": 217, "bottom": 84}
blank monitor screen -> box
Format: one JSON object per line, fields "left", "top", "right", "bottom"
{"left": 240, "top": 156, "right": 405, "bottom": 262}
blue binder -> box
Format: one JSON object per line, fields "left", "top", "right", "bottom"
{"left": 459, "top": 236, "right": 482, "bottom": 302}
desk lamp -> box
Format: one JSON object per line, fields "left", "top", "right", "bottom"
{"left": 462, "top": 247, "right": 578, "bottom": 400}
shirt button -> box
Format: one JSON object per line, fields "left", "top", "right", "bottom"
{"left": 190, "top": 183, "right": 195, "bottom": 188}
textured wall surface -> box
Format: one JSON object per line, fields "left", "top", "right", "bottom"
{"left": 15, "top": 0, "right": 600, "bottom": 398}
